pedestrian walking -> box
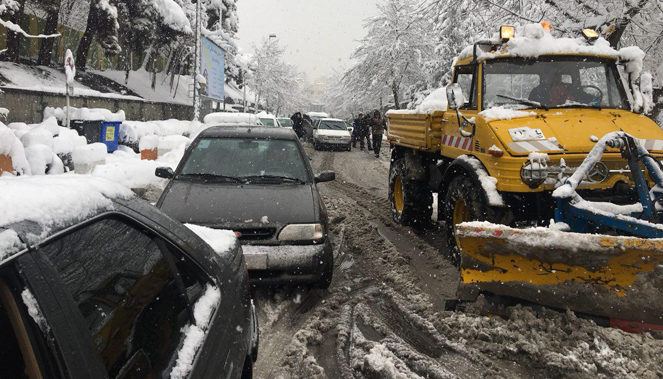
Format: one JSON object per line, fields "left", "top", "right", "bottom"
{"left": 360, "top": 112, "right": 372, "bottom": 151}
{"left": 352, "top": 113, "right": 364, "bottom": 148}
{"left": 291, "top": 112, "right": 304, "bottom": 139}
{"left": 369, "top": 110, "right": 385, "bottom": 158}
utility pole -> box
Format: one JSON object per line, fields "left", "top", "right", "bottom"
{"left": 193, "top": 0, "right": 202, "bottom": 121}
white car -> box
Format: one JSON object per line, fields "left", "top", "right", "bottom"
{"left": 312, "top": 118, "right": 352, "bottom": 151}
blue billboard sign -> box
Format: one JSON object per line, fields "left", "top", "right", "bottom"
{"left": 200, "top": 36, "right": 225, "bottom": 101}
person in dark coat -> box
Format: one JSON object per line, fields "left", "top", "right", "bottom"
{"left": 352, "top": 113, "right": 364, "bottom": 148}
{"left": 291, "top": 112, "right": 304, "bottom": 139}
{"left": 302, "top": 114, "right": 314, "bottom": 141}
{"left": 360, "top": 112, "right": 372, "bottom": 151}
{"left": 369, "top": 110, "right": 385, "bottom": 158}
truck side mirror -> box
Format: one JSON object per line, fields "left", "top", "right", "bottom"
{"left": 446, "top": 83, "right": 465, "bottom": 110}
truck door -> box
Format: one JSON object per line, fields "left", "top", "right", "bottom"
{"left": 442, "top": 64, "right": 479, "bottom": 156}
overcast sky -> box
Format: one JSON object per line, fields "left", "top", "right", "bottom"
{"left": 237, "top": 0, "right": 378, "bottom": 83}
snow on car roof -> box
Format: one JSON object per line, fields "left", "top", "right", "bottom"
{"left": 320, "top": 118, "right": 344, "bottom": 121}
{"left": 203, "top": 112, "right": 262, "bottom": 125}
{"left": 457, "top": 23, "right": 619, "bottom": 63}
{"left": 0, "top": 175, "right": 133, "bottom": 255}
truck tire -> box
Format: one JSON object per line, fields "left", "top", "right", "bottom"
{"left": 442, "top": 174, "right": 503, "bottom": 266}
{"left": 389, "top": 158, "right": 433, "bottom": 228}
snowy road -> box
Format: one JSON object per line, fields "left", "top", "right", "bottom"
{"left": 251, "top": 144, "right": 663, "bottom": 379}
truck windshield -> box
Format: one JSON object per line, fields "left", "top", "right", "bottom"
{"left": 483, "top": 57, "right": 629, "bottom": 110}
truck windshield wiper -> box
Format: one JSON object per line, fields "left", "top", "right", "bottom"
{"left": 178, "top": 173, "right": 243, "bottom": 183}
{"left": 240, "top": 175, "right": 306, "bottom": 184}
{"left": 496, "top": 94, "right": 547, "bottom": 110}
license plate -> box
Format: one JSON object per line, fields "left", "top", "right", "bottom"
{"left": 244, "top": 254, "right": 268, "bottom": 270}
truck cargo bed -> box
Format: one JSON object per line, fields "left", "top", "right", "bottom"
{"left": 387, "top": 111, "right": 445, "bottom": 152}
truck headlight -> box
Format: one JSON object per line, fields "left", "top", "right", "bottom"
{"left": 278, "top": 224, "right": 324, "bottom": 241}
{"left": 520, "top": 158, "right": 548, "bottom": 188}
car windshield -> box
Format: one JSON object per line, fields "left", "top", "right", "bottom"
{"left": 259, "top": 118, "right": 276, "bottom": 127}
{"left": 318, "top": 121, "right": 348, "bottom": 130}
{"left": 179, "top": 138, "right": 309, "bottom": 183}
{"left": 279, "top": 118, "right": 293, "bottom": 127}
{"left": 483, "top": 57, "right": 629, "bottom": 110}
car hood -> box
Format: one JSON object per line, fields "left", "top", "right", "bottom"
{"left": 158, "top": 180, "right": 318, "bottom": 229}
{"left": 316, "top": 129, "right": 351, "bottom": 137}
{"left": 486, "top": 109, "right": 663, "bottom": 156}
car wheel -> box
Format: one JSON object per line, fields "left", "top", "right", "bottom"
{"left": 313, "top": 142, "right": 319, "bottom": 150}
{"left": 346, "top": 143, "right": 352, "bottom": 151}
{"left": 241, "top": 358, "right": 253, "bottom": 379}
{"left": 314, "top": 254, "right": 334, "bottom": 289}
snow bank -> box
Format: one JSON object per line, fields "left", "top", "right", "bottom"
{"left": 170, "top": 284, "right": 221, "bottom": 379}
{"left": 72, "top": 143, "right": 107, "bottom": 174}
{"left": 184, "top": 224, "right": 237, "bottom": 256}
{"left": 0, "top": 175, "right": 132, "bottom": 238}
{"left": 139, "top": 135, "right": 160, "bottom": 151}
{"left": 44, "top": 106, "right": 126, "bottom": 122}
{"left": 479, "top": 106, "right": 537, "bottom": 121}
{"left": 121, "top": 119, "right": 201, "bottom": 144}
{"left": 0, "top": 123, "right": 30, "bottom": 175}
{"left": 158, "top": 135, "right": 190, "bottom": 157}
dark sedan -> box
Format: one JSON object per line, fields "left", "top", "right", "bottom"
{"left": 156, "top": 126, "right": 336, "bottom": 288}
{"left": 0, "top": 176, "right": 257, "bottom": 378}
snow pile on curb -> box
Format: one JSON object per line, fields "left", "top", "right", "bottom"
{"left": 0, "top": 122, "right": 30, "bottom": 175}
{"left": 44, "top": 106, "right": 126, "bottom": 122}
{"left": 479, "top": 106, "right": 537, "bottom": 121}
{"left": 121, "top": 119, "right": 203, "bottom": 144}
{"left": 170, "top": 284, "right": 221, "bottom": 379}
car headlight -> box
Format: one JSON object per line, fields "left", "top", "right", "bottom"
{"left": 278, "top": 224, "right": 324, "bottom": 241}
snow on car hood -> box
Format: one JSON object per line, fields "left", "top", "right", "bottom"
{"left": 158, "top": 180, "right": 318, "bottom": 230}
{"left": 486, "top": 108, "right": 663, "bottom": 155}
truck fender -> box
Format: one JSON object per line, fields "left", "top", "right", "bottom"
{"left": 439, "top": 155, "right": 505, "bottom": 207}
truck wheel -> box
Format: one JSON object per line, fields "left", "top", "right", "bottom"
{"left": 389, "top": 158, "right": 432, "bottom": 228}
{"left": 442, "top": 174, "right": 502, "bottom": 266}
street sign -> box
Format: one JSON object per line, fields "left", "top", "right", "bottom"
{"left": 200, "top": 36, "right": 225, "bottom": 102}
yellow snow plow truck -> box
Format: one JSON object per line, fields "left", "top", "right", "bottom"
{"left": 387, "top": 24, "right": 663, "bottom": 332}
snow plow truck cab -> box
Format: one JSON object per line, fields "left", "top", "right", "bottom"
{"left": 387, "top": 23, "right": 663, "bottom": 332}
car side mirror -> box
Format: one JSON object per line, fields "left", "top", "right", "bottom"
{"left": 155, "top": 167, "right": 174, "bottom": 179}
{"left": 446, "top": 83, "right": 465, "bottom": 110}
{"left": 314, "top": 170, "right": 335, "bottom": 183}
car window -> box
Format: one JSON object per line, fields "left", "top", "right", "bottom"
{"left": 259, "top": 118, "right": 275, "bottom": 127}
{"left": 318, "top": 121, "right": 348, "bottom": 130}
{"left": 39, "top": 218, "right": 205, "bottom": 378}
{"left": 180, "top": 138, "right": 310, "bottom": 183}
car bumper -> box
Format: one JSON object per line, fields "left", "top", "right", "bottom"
{"left": 315, "top": 138, "right": 351, "bottom": 145}
{"left": 241, "top": 242, "right": 332, "bottom": 284}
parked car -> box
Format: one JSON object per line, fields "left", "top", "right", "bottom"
{"left": 203, "top": 112, "right": 263, "bottom": 127}
{"left": 0, "top": 175, "right": 258, "bottom": 378}
{"left": 312, "top": 118, "right": 353, "bottom": 151}
{"left": 278, "top": 118, "right": 294, "bottom": 128}
{"left": 256, "top": 112, "right": 281, "bottom": 128}
{"left": 155, "top": 126, "right": 336, "bottom": 287}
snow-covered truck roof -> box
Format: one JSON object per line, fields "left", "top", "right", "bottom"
{"left": 454, "top": 23, "right": 626, "bottom": 66}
